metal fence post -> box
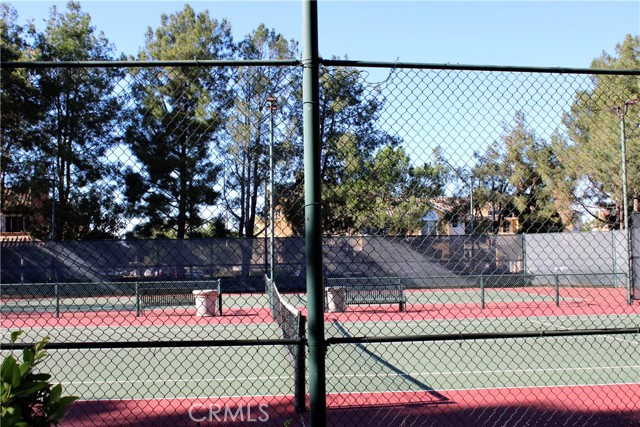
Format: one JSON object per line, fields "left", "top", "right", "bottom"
{"left": 522, "top": 233, "right": 527, "bottom": 277}
{"left": 135, "top": 282, "right": 140, "bottom": 317}
{"left": 303, "top": 0, "right": 325, "bottom": 423}
{"left": 611, "top": 231, "right": 616, "bottom": 287}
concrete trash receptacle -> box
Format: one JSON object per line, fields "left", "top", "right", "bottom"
{"left": 325, "top": 286, "right": 346, "bottom": 312}
{"left": 193, "top": 289, "right": 219, "bottom": 316}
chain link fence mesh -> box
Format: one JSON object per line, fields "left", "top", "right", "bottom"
{"left": 1, "top": 60, "right": 639, "bottom": 426}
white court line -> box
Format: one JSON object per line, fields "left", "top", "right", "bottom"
{"left": 337, "top": 313, "right": 640, "bottom": 328}
{"left": 530, "top": 319, "right": 640, "bottom": 346}
{"left": 59, "top": 365, "right": 640, "bottom": 387}
{"left": 7, "top": 321, "right": 278, "bottom": 332}
{"left": 70, "top": 381, "right": 640, "bottom": 403}
{"left": 61, "top": 374, "right": 291, "bottom": 386}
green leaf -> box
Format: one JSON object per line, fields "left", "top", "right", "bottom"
{"left": 57, "top": 395, "right": 79, "bottom": 406}
{"left": 49, "top": 395, "right": 79, "bottom": 419}
{"left": 22, "top": 348, "right": 34, "bottom": 366}
{"left": 0, "top": 357, "right": 21, "bottom": 388}
{"left": 29, "top": 373, "right": 51, "bottom": 382}
{"left": 14, "top": 381, "right": 48, "bottom": 396}
{"left": 10, "top": 330, "right": 23, "bottom": 343}
{"left": 49, "top": 384, "right": 62, "bottom": 402}
{"left": 18, "top": 363, "right": 31, "bottom": 377}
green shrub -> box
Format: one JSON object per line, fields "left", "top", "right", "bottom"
{"left": 1, "top": 331, "right": 78, "bottom": 427}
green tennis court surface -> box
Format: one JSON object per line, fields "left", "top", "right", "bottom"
{"left": 2, "top": 282, "right": 639, "bottom": 426}
{"left": 4, "top": 315, "right": 638, "bottom": 400}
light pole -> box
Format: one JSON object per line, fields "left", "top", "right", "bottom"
{"left": 267, "top": 96, "right": 277, "bottom": 282}
{"left": 607, "top": 98, "right": 638, "bottom": 303}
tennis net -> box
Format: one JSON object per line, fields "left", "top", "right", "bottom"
{"left": 265, "top": 275, "right": 306, "bottom": 412}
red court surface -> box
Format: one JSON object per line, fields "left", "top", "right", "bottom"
{"left": 3, "top": 288, "right": 638, "bottom": 330}
{"left": 61, "top": 383, "right": 640, "bottom": 427}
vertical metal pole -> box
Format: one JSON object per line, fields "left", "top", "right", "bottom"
{"left": 469, "top": 175, "right": 474, "bottom": 234}
{"left": 20, "top": 257, "right": 24, "bottom": 284}
{"left": 522, "top": 234, "right": 527, "bottom": 281}
{"left": 55, "top": 283, "right": 60, "bottom": 318}
{"left": 480, "top": 275, "right": 485, "bottom": 309}
{"left": 135, "top": 282, "right": 140, "bottom": 317}
{"left": 50, "top": 164, "right": 57, "bottom": 241}
{"left": 303, "top": 0, "right": 325, "bottom": 423}
{"left": 555, "top": 274, "right": 560, "bottom": 307}
{"left": 295, "top": 314, "right": 307, "bottom": 412}
{"left": 269, "top": 100, "right": 276, "bottom": 283}
{"left": 264, "top": 210, "right": 268, "bottom": 275}
{"left": 612, "top": 230, "right": 618, "bottom": 287}
{"left": 619, "top": 113, "right": 632, "bottom": 305}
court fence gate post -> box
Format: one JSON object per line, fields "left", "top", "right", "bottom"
{"left": 302, "top": 0, "right": 326, "bottom": 425}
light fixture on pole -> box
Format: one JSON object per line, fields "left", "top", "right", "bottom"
{"left": 606, "top": 98, "right": 639, "bottom": 303}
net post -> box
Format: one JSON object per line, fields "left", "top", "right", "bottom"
{"left": 480, "top": 275, "right": 485, "bottom": 309}
{"left": 555, "top": 274, "right": 560, "bottom": 307}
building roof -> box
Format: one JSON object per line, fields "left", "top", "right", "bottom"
{"left": 428, "top": 196, "right": 469, "bottom": 214}
{"left": 1, "top": 187, "right": 48, "bottom": 212}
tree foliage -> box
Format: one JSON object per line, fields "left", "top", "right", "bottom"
{"left": 563, "top": 34, "right": 640, "bottom": 229}
{"left": 3, "top": 6, "right": 637, "bottom": 240}
{"left": 472, "top": 111, "right": 568, "bottom": 233}
{"left": 220, "top": 24, "right": 300, "bottom": 237}
{"left": 3, "top": 1, "right": 124, "bottom": 239}
{"left": 0, "top": 4, "right": 42, "bottom": 217}
{"left": 124, "top": 5, "right": 232, "bottom": 238}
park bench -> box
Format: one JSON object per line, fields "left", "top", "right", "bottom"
{"left": 137, "top": 279, "right": 222, "bottom": 315}
{"left": 325, "top": 277, "right": 406, "bottom": 312}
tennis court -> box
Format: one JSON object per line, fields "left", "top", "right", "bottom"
{"left": 3, "top": 280, "right": 638, "bottom": 426}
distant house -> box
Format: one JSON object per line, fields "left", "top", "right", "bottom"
{"left": 421, "top": 196, "right": 519, "bottom": 236}
{"left": 592, "top": 202, "right": 618, "bottom": 231}
{"left": 255, "top": 205, "right": 295, "bottom": 238}
{"left": 0, "top": 188, "right": 48, "bottom": 242}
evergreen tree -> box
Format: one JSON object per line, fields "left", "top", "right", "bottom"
{"left": 220, "top": 24, "right": 300, "bottom": 237}
{"left": 473, "top": 112, "right": 566, "bottom": 233}
{"left": 124, "top": 5, "right": 233, "bottom": 238}
{"left": 563, "top": 34, "right": 640, "bottom": 229}
{"left": 0, "top": 4, "right": 43, "bottom": 219}
{"left": 30, "top": 1, "right": 123, "bottom": 239}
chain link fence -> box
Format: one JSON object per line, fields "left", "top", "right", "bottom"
{"left": 1, "top": 59, "right": 639, "bottom": 426}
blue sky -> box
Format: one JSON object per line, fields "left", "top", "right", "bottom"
{"left": 6, "top": 1, "right": 640, "bottom": 68}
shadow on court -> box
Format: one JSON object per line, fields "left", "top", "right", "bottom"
{"left": 63, "top": 398, "right": 640, "bottom": 427}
